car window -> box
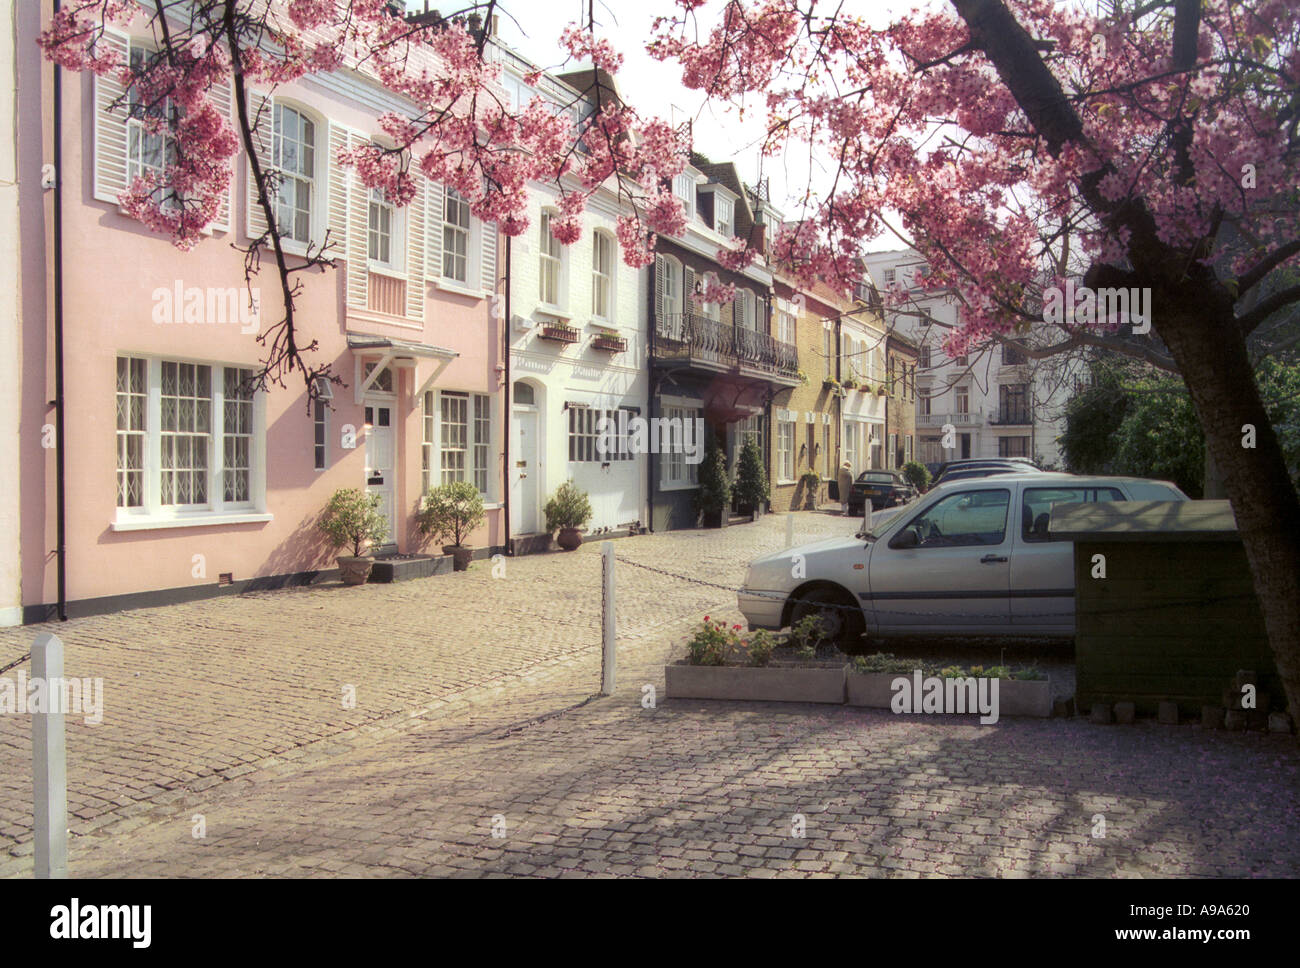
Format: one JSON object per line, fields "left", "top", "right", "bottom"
{"left": 1021, "top": 486, "right": 1124, "bottom": 542}
{"left": 858, "top": 472, "right": 895, "bottom": 484}
{"left": 1121, "top": 481, "right": 1189, "bottom": 501}
{"left": 898, "top": 489, "right": 1010, "bottom": 548}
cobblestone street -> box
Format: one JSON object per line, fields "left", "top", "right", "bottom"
{"left": 2, "top": 512, "right": 1298, "bottom": 878}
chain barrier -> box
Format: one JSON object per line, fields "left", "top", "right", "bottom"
{"left": 0, "top": 652, "right": 30, "bottom": 676}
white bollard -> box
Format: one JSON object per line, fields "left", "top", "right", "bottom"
{"left": 32, "top": 632, "right": 67, "bottom": 879}
{"left": 785, "top": 513, "right": 794, "bottom": 549}
{"left": 601, "top": 541, "right": 616, "bottom": 695}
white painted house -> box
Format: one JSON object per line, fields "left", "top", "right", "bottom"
{"left": 862, "top": 248, "right": 1072, "bottom": 469}
{"left": 497, "top": 52, "right": 650, "bottom": 539}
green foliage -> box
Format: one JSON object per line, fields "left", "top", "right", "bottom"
{"left": 1112, "top": 377, "right": 1205, "bottom": 497}
{"left": 685, "top": 617, "right": 737, "bottom": 666}
{"left": 319, "top": 487, "right": 389, "bottom": 557}
{"left": 418, "top": 480, "right": 486, "bottom": 547}
{"left": 851, "top": 653, "right": 1044, "bottom": 679}
{"left": 902, "top": 460, "right": 931, "bottom": 491}
{"left": 799, "top": 471, "right": 821, "bottom": 487}
{"left": 790, "top": 614, "right": 826, "bottom": 657}
{"left": 733, "top": 434, "right": 770, "bottom": 510}
{"left": 543, "top": 480, "right": 593, "bottom": 531}
{"left": 745, "top": 630, "right": 777, "bottom": 667}
{"left": 1060, "top": 365, "right": 1131, "bottom": 475}
{"left": 694, "top": 437, "right": 731, "bottom": 516}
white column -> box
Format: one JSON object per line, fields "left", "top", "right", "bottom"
{"left": 32, "top": 632, "right": 68, "bottom": 879}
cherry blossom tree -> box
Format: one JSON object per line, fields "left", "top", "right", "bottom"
{"left": 38, "top": 0, "right": 698, "bottom": 397}
{"left": 651, "top": 0, "right": 1300, "bottom": 718}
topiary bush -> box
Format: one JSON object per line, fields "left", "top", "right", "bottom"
{"left": 319, "top": 487, "right": 389, "bottom": 557}
{"left": 902, "top": 460, "right": 931, "bottom": 492}
{"left": 693, "top": 437, "right": 731, "bottom": 519}
{"left": 544, "top": 480, "right": 593, "bottom": 532}
{"left": 418, "top": 480, "right": 486, "bottom": 547}
{"left": 733, "top": 434, "right": 770, "bottom": 512}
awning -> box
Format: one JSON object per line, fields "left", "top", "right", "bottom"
{"left": 347, "top": 333, "right": 459, "bottom": 360}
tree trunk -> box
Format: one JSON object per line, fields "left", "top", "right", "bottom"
{"left": 1156, "top": 305, "right": 1300, "bottom": 721}
{"left": 1203, "top": 445, "right": 1227, "bottom": 500}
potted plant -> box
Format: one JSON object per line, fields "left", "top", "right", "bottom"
{"left": 733, "top": 435, "right": 770, "bottom": 519}
{"left": 694, "top": 438, "right": 731, "bottom": 528}
{"left": 418, "top": 480, "right": 485, "bottom": 571}
{"left": 842, "top": 375, "right": 859, "bottom": 391}
{"left": 821, "top": 377, "right": 840, "bottom": 392}
{"left": 544, "top": 481, "right": 593, "bottom": 550}
{"left": 799, "top": 471, "right": 821, "bottom": 509}
{"left": 319, "top": 488, "right": 390, "bottom": 585}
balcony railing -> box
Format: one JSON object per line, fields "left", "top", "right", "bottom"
{"left": 917, "top": 411, "right": 980, "bottom": 428}
{"left": 654, "top": 312, "right": 799, "bottom": 380}
{"left": 989, "top": 408, "right": 1034, "bottom": 426}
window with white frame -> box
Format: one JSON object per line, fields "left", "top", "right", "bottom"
{"left": 502, "top": 73, "right": 532, "bottom": 111}
{"left": 539, "top": 210, "right": 565, "bottom": 306}
{"left": 428, "top": 390, "right": 492, "bottom": 498}
{"left": 737, "top": 288, "right": 757, "bottom": 330}
{"left": 271, "top": 102, "right": 315, "bottom": 244}
{"left": 715, "top": 195, "right": 734, "bottom": 237}
{"left": 443, "top": 186, "right": 471, "bottom": 283}
{"left": 656, "top": 255, "right": 683, "bottom": 319}
{"left": 701, "top": 273, "right": 722, "bottom": 321}
{"left": 869, "top": 423, "right": 882, "bottom": 469}
{"left": 904, "top": 434, "right": 913, "bottom": 465}
{"left": 822, "top": 422, "right": 831, "bottom": 477}
{"left": 888, "top": 432, "right": 898, "bottom": 469}
{"left": 823, "top": 326, "right": 834, "bottom": 379}
{"left": 368, "top": 187, "right": 395, "bottom": 266}
{"left": 592, "top": 231, "right": 615, "bottom": 320}
{"left": 919, "top": 387, "right": 932, "bottom": 416}
{"left": 313, "top": 397, "right": 328, "bottom": 471}
{"left": 778, "top": 309, "right": 796, "bottom": 345}
{"left": 569, "top": 406, "right": 635, "bottom": 462}
{"left": 115, "top": 356, "right": 261, "bottom": 518}
{"left": 660, "top": 406, "right": 700, "bottom": 486}
{"left": 777, "top": 415, "right": 795, "bottom": 482}
{"left": 673, "top": 173, "right": 696, "bottom": 218}
{"left": 127, "top": 43, "right": 179, "bottom": 205}
{"left": 955, "top": 385, "right": 970, "bottom": 415}
{"left": 844, "top": 421, "right": 858, "bottom": 473}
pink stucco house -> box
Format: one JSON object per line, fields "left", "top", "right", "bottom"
{"left": 10, "top": 3, "right": 507, "bottom": 621}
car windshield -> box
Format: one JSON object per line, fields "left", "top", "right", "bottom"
{"left": 857, "top": 472, "right": 895, "bottom": 484}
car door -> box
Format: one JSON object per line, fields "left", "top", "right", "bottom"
{"left": 1009, "top": 484, "right": 1125, "bottom": 632}
{"left": 866, "top": 485, "right": 1013, "bottom": 634}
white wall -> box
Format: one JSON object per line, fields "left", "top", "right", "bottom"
{"left": 509, "top": 184, "right": 649, "bottom": 533}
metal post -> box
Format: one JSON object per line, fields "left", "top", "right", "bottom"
{"left": 785, "top": 513, "right": 794, "bottom": 549}
{"left": 601, "top": 541, "right": 616, "bottom": 695}
{"left": 32, "top": 632, "right": 67, "bottom": 879}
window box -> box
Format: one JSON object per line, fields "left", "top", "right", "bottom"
{"left": 539, "top": 323, "right": 579, "bottom": 344}
{"left": 591, "top": 333, "right": 627, "bottom": 353}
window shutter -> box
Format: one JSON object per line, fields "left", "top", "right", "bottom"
{"left": 480, "top": 220, "right": 498, "bottom": 294}
{"left": 93, "top": 28, "right": 131, "bottom": 205}
{"left": 654, "top": 255, "right": 666, "bottom": 319}
{"left": 405, "top": 175, "right": 426, "bottom": 321}
{"left": 331, "top": 124, "right": 369, "bottom": 311}
{"left": 735, "top": 291, "right": 747, "bottom": 329}
{"left": 684, "top": 267, "right": 696, "bottom": 314}
{"left": 245, "top": 91, "right": 273, "bottom": 240}
{"left": 425, "top": 181, "right": 444, "bottom": 279}
{"left": 205, "top": 76, "right": 234, "bottom": 233}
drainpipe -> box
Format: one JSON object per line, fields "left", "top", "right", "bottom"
{"left": 645, "top": 259, "right": 658, "bottom": 533}
{"left": 52, "top": 0, "right": 67, "bottom": 621}
{"left": 502, "top": 234, "right": 511, "bottom": 554}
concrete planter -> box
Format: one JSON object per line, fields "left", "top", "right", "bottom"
{"left": 666, "top": 661, "right": 847, "bottom": 704}
{"left": 337, "top": 556, "right": 374, "bottom": 586}
{"left": 846, "top": 671, "right": 1052, "bottom": 718}
{"left": 441, "top": 545, "right": 474, "bottom": 571}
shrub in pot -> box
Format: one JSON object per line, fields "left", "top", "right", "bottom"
{"left": 319, "top": 488, "right": 389, "bottom": 585}
{"left": 693, "top": 437, "right": 731, "bottom": 528}
{"left": 902, "top": 460, "right": 931, "bottom": 493}
{"left": 733, "top": 435, "right": 770, "bottom": 517}
{"left": 544, "top": 481, "right": 593, "bottom": 551}
{"left": 418, "top": 480, "right": 485, "bottom": 571}
{"left": 799, "top": 471, "right": 821, "bottom": 509}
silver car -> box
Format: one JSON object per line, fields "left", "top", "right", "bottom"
{"left": 738, "top": 473, "right": 1188, "bottom": 652}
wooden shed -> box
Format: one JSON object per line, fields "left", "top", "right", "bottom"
{"left": 1048, "top": 500, "right": 1282, "bottom": 718}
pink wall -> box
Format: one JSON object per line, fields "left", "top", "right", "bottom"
{"left": 19, "top": 14, "right": 505, "bottom": 611}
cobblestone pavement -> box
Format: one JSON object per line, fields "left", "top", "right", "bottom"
{"left": 3, "top": 511, "right": 1298, "bottom": 878}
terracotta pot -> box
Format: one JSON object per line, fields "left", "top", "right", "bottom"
{"left": 442, "top": 545, "right": 474, "bottom": 571}
{"left": 337, "top": 556, "right": 374, "bottom": 586}
{"left": 556, "top": 527, "right": 584, "bottom": 551}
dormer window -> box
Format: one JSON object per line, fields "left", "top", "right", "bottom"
{"left": 673, "top": 173, "right": 696, "bottom": 219}
{"left": 715, "top": 196, "right": 734, "bottom": 238}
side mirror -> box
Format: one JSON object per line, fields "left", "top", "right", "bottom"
{"left": 890, "top": 527, "right": 919, "bottom": 549}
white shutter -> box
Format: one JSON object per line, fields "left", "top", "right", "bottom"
{"left": 684, "top": 267, "right": 696, "bottom": 314}
{"left": 205, "top": 76, "right": 233, "bottom": 233}
{"left": 405, "top": 175, "right": 426, "bottom": 321}
{"left": 327, "top": 122, "right": 351, "bottom": 267}
{"left": 654, "top": 255, "right": 666, "bottom": 320}
{"left": 425, "top": 181, "right": 444, "bottom": 279}
{"left": 735, "top": 290, "right": 747, "bottom": 329}
{"left": 245, "top": 91, "right": 273, "bottom": 240}
{"left": 93, "top": 29, "right": 131, "bottom": 205}
{"left": 330, "top": 123, "right": 369, "bottom": 310}
{"left": 480, "top": 220, "right": 497, "bottom": 294}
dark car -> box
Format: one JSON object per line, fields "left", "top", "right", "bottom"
{"left": 930, "top": 458, "right": 1042, "bottom": 487}
{"left": 847, "top": 470, "right": 917, "bottom": 515}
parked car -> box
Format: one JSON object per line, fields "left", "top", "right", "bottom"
{"left": 738, "top": 473, "right": 1189, "bottom": 653}
{"left": 930, "top": 458, "right": 1043, "bottom": 487}
{"left": 847, "top": 471, "right": 917, "bottom": 516}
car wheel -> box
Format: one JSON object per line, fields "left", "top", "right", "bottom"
{"left": 789, "top": 587, "right": 868, "bottom": 656}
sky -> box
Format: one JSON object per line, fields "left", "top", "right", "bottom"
{"left": 492, "top": 0, "right": 920, "bottom": 253}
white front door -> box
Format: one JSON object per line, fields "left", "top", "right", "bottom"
{"left": 511, "top": 407, "right": 539, "bottom": 533}
{"left": 364, "top": 400, "right": 397, "bottom": 547}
